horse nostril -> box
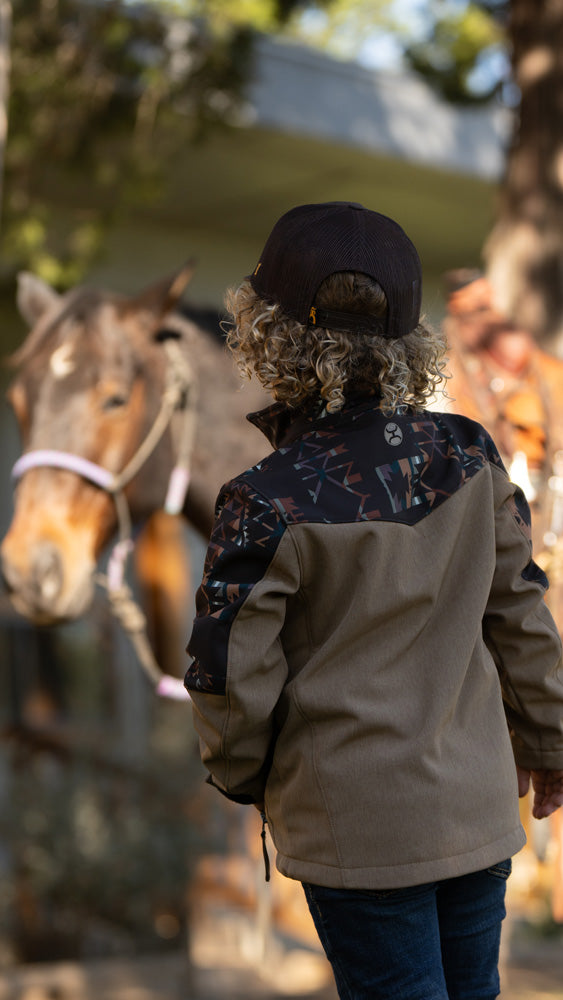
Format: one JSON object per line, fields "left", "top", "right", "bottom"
{"left": 33, "top": 545, "right": 64, "bottom": 604}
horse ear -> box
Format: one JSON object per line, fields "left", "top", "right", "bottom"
{"left": 17, "top": 272, "right": 63, "bottom": 327}
{"left": 133, "top": 260, "right": 197, "bottom": 322}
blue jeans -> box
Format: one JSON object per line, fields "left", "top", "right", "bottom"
{"left": 302, "top": 859, "right": 511, "bottom": 1000}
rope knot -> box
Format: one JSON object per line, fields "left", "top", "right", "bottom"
{"left": 110, "top": 588, "right": 147, "bottom": 633}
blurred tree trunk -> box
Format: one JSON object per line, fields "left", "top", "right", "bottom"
{"left": 484, "top": 0, "right": 563, "bottom": 349}
{"left": 0, "top": 0, "right": 10, "bottom": 225}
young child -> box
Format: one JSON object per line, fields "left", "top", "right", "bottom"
{"left": 184, "top": 202, "right": 563, "bottom": 999}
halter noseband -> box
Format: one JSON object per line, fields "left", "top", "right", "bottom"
{"left": 12, "top": 449, "right": 116, "bottom": 492}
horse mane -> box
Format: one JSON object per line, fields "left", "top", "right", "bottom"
{"left": 178, "top": 303, "right": 227, "bottom": 345}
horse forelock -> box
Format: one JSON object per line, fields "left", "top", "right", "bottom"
{"left": 14, "top": 290, "right": 152, "bottom": 391}
{"left": 10, "top": 287, "right": 126, "bottom": 370}
{"left": 7, "top": 291, "right": 140, "bottom": 447}
{"left": 9, "top": 286, "right": 174, "bottom": 458}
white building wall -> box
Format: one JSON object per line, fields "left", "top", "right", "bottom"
{"left": 249, "top": 35, "right": 511, "bottom": 181}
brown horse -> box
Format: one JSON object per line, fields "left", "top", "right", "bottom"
{"left": 0, "top": 269, "right": 330, "bottom": 981}
{"left": 1, "top": 267, "right": 268, "bottom": 642}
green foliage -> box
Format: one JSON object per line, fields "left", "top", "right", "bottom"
{"left": 1, "top": 0, "right": 509, "bottom": 288}
{"left": 181, "top": 0, "right": 336, "bottom": 30}
{"left": 274, "top": 0, "right": 508, "bottom": 102}
{"left": 405, "top": 2, "right": 506, "bottom": 104}
{"left": 283, "top": 0, "right": 397, "bottom": 59}
{"left": 2, "top": 0, "right": 260, "bottom": 289}
{"left": 182, "top": 0, "right": 280, "bottom": 33}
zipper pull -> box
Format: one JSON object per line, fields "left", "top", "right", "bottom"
{"left": 260, "top": 810, "right": 271, "bottom": 882}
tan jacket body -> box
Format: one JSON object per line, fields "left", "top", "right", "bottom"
{"left": 185, "top": 399, "right": 563, "bottom": 888}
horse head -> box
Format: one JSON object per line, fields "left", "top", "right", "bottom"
{"left": 1, "top": 265, "right": 196, "bottom": 624}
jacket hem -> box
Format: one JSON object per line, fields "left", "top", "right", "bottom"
{"left": 204, "top": 774, "right": 259, "bottom": 805}
{"left": 275, "top": 827, "right": 527, "bottom": 889}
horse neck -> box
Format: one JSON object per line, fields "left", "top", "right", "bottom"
{"left": 178, "top": 321, "right": 269, "bottom": 511}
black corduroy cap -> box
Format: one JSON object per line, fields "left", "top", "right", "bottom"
{"left": 248, "top": 202, "right": 422, "bottom": 340}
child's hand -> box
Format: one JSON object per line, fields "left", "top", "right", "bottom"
{"left": 517, "top": 766, "right": 563, "bottom": 818}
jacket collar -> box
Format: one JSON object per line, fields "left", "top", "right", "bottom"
{"left": 246, "top": 392, "right": 382, "bottom": 449}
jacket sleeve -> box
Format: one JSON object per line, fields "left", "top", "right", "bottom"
{"left": 184, "top": 477, "right": 300, "bottom": 803}
{"left": 483, "top": 466, "right": 563, "bottom": 770}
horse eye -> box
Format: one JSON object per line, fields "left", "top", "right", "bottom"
{"left": 103, "top": 393, "right": 128, "bottom": 410}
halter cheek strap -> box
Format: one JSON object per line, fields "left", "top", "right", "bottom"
{"left": 11, "top": 450, "right": 190, "bottom": 518}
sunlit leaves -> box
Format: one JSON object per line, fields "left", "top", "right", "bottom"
{"left": 180, "top": 0, "right": 280, "bottom": 33}
{"left": 405, "top": 2, "right": 505, "bottom": 103}
{"left": 283, "top": 0, "right": 397, "bottom": 59}
{"left": 0, "top": 0, "right": 510, "bottom": 290}
{"left": 1, "top": 0, "right": 263, "bottom": 288}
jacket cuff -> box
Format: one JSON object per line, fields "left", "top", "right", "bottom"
{"left": 512, "top": 746, "right": 563, "bottom": 770}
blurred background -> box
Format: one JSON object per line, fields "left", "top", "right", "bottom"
{"left": 0, "top": 1, "right": 563, "bottom": 997}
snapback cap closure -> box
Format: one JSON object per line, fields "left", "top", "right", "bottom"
{"left": 307, "top": 305, "right": 387, "bottom": 337}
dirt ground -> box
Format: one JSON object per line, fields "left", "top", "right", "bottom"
{"left": 1, "top": 914, "right": 562, "bottom": 1000}
{"left": 1, "top": 849, "right": 563, "bottom": 1000}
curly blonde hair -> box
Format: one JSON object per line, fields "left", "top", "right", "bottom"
{"left": 224, "top": 272, "right": 448, "bottom": 415}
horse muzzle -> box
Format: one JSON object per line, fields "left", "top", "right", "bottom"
{"left": 1, "top": 535, "right": 95, "bottom": 624}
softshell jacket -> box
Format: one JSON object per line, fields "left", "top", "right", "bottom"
{"left": 185, "top": 396, "right": 563, "bottom": 889}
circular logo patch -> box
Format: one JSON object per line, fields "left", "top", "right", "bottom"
{"left": 384, "top": 422, "right": 403, "bottom": 446}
